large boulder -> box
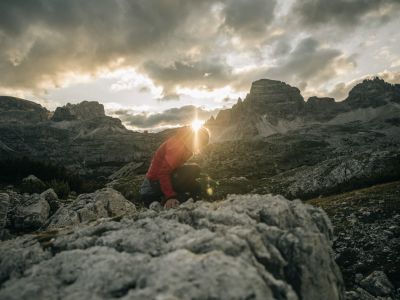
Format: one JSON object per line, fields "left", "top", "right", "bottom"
{"left": 12, "top": 193, "right": 50, "bottom": 231}
{"left": 360, "top": 271, "right": 394, "bottom": 297}
{"left": 0, "top": 194, "right": 344, "bottom": 299}
{"left": 40, "top": 189, "right": 60, "bottom": 215}
{"left": 47, "top": 188, "right": 136, "bottom": 229}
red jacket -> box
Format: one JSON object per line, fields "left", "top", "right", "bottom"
{"left": 146, "top": 136, "right": 193, "bottom": 199}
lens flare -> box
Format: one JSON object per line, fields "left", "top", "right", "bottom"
{"left": 191, "top": 119, "right": 204, "bottom": 131}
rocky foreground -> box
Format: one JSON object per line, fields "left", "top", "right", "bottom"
{"left": 0, "top": 193, "right": 344, "bottom": 300}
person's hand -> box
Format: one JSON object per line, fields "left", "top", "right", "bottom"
{"left": 164, "top": 198, "right": 180, "bottom": 209}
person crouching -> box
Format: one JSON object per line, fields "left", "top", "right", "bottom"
{"left": 140, "top": 126, "right": 210, "bottom": 209}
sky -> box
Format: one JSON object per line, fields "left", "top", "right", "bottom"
{"left": 1, "top": 0, "right": 400, "bottom": 131}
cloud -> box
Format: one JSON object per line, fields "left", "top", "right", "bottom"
{"left": 231, "top": 37, "right": 357, "bottom": 92}
{"left": 0, "top": 0, "right": 216, "bottom": 93}
{"left": 113, "top": 105, "right": 219, "bottom": 130}
{"left": 0, "top": 0, "right": 398, "bottom": 106}
{"left": 222, "top": 0, "right": 277, "bottom": 39}
{"left": 142, "top": 59, "right": 234, "bottom": 100}
{"left": 292, "top": 0, "right": 400, "bottom": 28}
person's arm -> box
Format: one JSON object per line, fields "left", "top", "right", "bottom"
{"left": 157, "top": 160, "right": 180, "bottom": 209}
{"left": 157, "top": 159, "right": 177, "bottom": 200}
{"left": 158, "top": 137, "right": 191, "bottom": 207}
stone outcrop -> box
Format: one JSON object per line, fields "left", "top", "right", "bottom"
{"left": 10, "top": 193, "right": 50, "bottom": 231}
{"left": 40, "top": 189, "right": 60, "bottom": 215}
{"left": 51, "top": 101, "right": 106, "bottom": 121}
{"left": 206, "top": 79, "right": 306, "bottom": 141}
{"left": 47, "top": 188, "right": 136, "bottom": 229}
{"left": 343, "top": 77, "right": 400, "bottom": 109}
{"left": 249, "top": 79, "right": 305, "bottom": 118}
{"left": 359, "top": 271, "right": 394, "bottom": 297}
{"left": 304, "top": 96, "right": 343, "bottom": 121}
{"left": 0, "top": 194, "right": 344, "bottom": 300}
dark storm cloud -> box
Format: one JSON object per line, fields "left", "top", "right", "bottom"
{"left": 267, "top": 37, "right": 343, "bottom": 80}
{"left": 272, "top": 39, "right": 291, "bottom": 57}
{"left": 0, "top": 0, "right": 397, "bottom": 101}
{"left": 0, "top": 0, "right": 215, "bottom": 91}
{"left": 114, "top": 105, "right": 219, "bottom": 129}
{"left": 222, "top": 0, "right": 277, "bottom": 38}
{"left": 232, "top": 37, "right": 357, "bottom": 91}
{"left": 292, "top": 0, "right": 400, "bottom": 27}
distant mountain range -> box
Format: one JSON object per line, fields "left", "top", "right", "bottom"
{"left": 0, "top": 77, "right": 399, "bottom": 177}
{"left": 206, "top": 77, "right": 400, "bottom": 141}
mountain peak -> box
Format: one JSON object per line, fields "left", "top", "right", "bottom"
{"left": 344, "top": 77, "right": 400, "bottom": 108}
{"left": 51, "top": 101, "right": 105, "bottom": 122}
{"left": 250, "top": 79, "right": 301, "bottom": 97}
{"left": 0, "top": 96, "right": 49, "bottom": 124}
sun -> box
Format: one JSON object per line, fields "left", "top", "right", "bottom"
{"left": 191, "top": 119, "right": 204, "bottom": 131}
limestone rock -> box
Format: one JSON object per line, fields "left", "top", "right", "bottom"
{"left": 344, "top": 77, "right": 400, "bottom": 109}
{"left": 360, "top": 271, "right": 394, "bottom": 297}
{"left": 249, "top": 79, "right": 305, "bottom": 118}
{"left": 305, "top": 96, "right": 342, "bottom": 120}
{"left": 0, "top": 194, "right": 344, "bottom": 300}
{"left": 51, "top": 101, "right": 106, "bottom": 121}
{"left": 47, "top": 188, "right": 136, "bottom": 229}
{"left": 207, "top": 79, "right": 306, "bottom": 141}
{"left": 345, "top": 288, "right": 376, "bottom": 300}
{"left": 12, "top": 194, "right": 50, "bottom": 231}
{"left": 0, "top": 235, "right": 52, "bottom": 284}
{"left": 1, "top": 191, "right": 41, "bottom": 234}
{"left": 40, "top": 189, "right": 60, "bottom": 215}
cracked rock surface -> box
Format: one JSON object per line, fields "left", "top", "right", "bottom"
{"left": 0, "top": 194, "right": 344, "bottom": 300}
{"left": 47, "top": 188, "right": 136, "bottom": 229}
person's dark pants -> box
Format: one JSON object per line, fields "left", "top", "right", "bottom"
{"left": 140, "top": 164, "right": 202, "bottom": 207}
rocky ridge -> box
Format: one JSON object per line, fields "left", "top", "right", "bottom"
{"left": 0, "top": 96, "right": 49, "bottom": 124}
{"left": 0, "top": 98, "right": 159, "bottom": 176}
{"left": 206, "top": 77, "right": 400, "bottom": 142}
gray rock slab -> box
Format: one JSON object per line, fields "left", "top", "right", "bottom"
{"left": 0, "top": 194, "right": 344, "bottom": 300}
